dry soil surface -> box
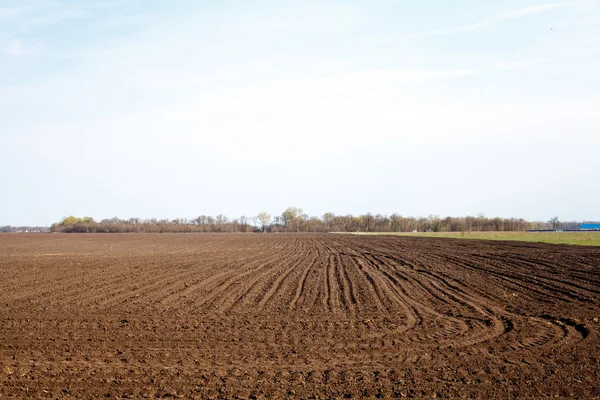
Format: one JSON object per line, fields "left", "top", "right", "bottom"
{"left": 1, "top": 233, "right": 599, "bottom": 398}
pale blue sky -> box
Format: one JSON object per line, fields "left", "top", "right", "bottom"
{"left": 1, "top": 0, "right": 599, "bottom": 225}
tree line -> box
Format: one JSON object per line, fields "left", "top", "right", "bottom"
{"left": 47, "top": 208, "right": 596, "bottom": 234}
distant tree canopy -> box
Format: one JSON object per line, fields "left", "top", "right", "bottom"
{"left": 60, "top": 216, "right": 95, "bottom": 226}
{"left": 46, "top": 209, "right": 585, "bottom": 234}
{"left": 549, "top": 217, "right": 560, "bottom": 230}
{"left": 0, "top": 226, "right": 49, "bottom": 233}
{"left": 257, "top": 212, "right": 271, "bottom": 232}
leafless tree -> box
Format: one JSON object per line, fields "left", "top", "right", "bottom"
{"left": 257, "top": 212, "right": 271, "bottom": 232}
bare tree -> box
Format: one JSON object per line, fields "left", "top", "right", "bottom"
{"left": 257, "top": 212, "right": 271, "bottom": 232}
{"left": 281, "top": 207, "right": 307, "bottom": 232}
{"left": 323, "top": 212, "right": 335, "bottom": 230}
{"left": 239, "top": 216, "right": 249, "bottom": 232}
{"left": 549, "top": 217, "right": 560, "bottom": 231}
{"left": 194, "top": 215, "right": 207, "bottom": 226}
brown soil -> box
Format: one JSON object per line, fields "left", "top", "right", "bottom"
{"left": 1, "top": 233, "right": 599, "bottom": 398}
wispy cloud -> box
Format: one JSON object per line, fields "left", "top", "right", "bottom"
{"left": 1, "top": 1, "right": 128, "bottom": 36}
{"left": 399, "top": 21, "right": 495, "bottom": 40}
{"left": 0, "top": 6, "right": 29, "bottom": 20}
{"left": 24, "top": 8, "right": 89, "bottom": 29}
{"left": 3, "top": 40, "right": 39, "bottom": 56}
{"left": 391, "top": 2, "right": 574, "bottom": 41}
{"left": 498, "top": 3, "right": 573, "bottom": 19}
{"left": 76, "top": 0, "right": 132, "bottom": 10}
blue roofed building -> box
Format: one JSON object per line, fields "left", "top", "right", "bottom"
{"left": 580, "top": 224, "right": 600, "bottom": 231}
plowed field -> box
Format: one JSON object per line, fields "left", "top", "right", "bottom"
{"left": 1, "top": 234, "right": 599, "bottom": 398}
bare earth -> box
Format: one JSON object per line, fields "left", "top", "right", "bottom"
{"left": 1, "top": 233, "right": 599, "bottom": 398}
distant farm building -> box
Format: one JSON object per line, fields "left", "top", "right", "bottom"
{"left": 580, "top": 224, "right": 600, "bottom": 231}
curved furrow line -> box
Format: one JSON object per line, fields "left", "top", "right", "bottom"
{"left": 287, "top": 237, "right": 322, "bottom": 310}
{"left": 316, "top": 239, "right": 338, "bottom": 313}
{"left": 391, "top": 262, "right": 509, "bottom": 346}
{"left": 365, "top": 247, "right": 587, "bottom": 350}
{"left": 155, "top": 267, "right": 237, "bottom": 308}
{"left": 342, "top": 236, "right": 596, "bottom": 308}
{"left": 405, "top": 264, "right": 585, "bottom": 350}
{"left": 539, "top": 316, "right": 590, "bottom": 347}
{"left": 326, "top": 254, "right": 342, "bottom": 313}
{"left": 510, "top": 263, "right": 600, "bottom": 298}
{"left": 319, "top": 254, "right": 333, "bottom": 312}
{"left": 475, "top": 264, "right": 593, "bottom": 304}
{"left": 507, "top": 254, "right": 598, "bottom": 276}
{"left": 391, "top": 269, "right": 453, "bottom": 308}
{"left": 473, "top": 254, "right": 600, "bottom": 299}
{"left": 25, "top": 259, "right": 152, "bottom": 309}
{"left": 308, "top": 240, "right": 339, "bottom": 313}
{"left": 285, "top": 238, "right": 323, "bottom": 311}
{"left": 192, "top": 238, "right": 303, "bottom": 312}
{"left": 67, "top": 255, "right": 212, "bottom": 307}
{"left": 149, "top": 242, "right": 273, "bottom": 304}
{"left": 393, "top": 269, "right": 528, "bottom": 347}
{"left": 174, "top": 239, "right": 295, "bottom": 300}
{"left": 448, "top": 315, "right": 509, "bottom": 348}
{"left": 563, "top": 270, "right": 600, "bottom": 285}
{"left": 371, "top": 238, "right": 595, "bottom": 297}
{"left": 190, "top": 255, "right": 296, "bottom": 312}
{"left": 359, "top": 250, "right": 512, "bottom": 347}
{"left": 351, "top": 256, "right": 395, "bottom": 313}
{"left": 293, "top": 238, "right": 336, "bottom": 311}
{"left": 435, "top": 255, "right": 580, "bottom": 304}
{"left": 357, "top": 254, "right": 469, "bottom": 342}
{"left": 444, "top": 266, "right": 560, "bottom": 305}
{"left": 93, "top": 255, "right": 234, "bottom": 309}
{"left": 126, "top": 240, "right": 284, "bottom": 310}
{"left": 146, "top": 240, "right": 283, "bottom": 307}
{"left": 386, "top": 267, "right": 477, "bottom": 318}
{"left": 324, "top": 238, "right": 359, "bottom": 315}
{"left": 403, "top": 267, "right": 502, "bottom": 316}
{"left": 344, "top": 254, "right": 406, "bottom": 315}
{"left": 155, "top": 269, "right": 235, "bottom": 308}
{"left": 573, "top": 257, "right": 600, "bottom": 271}
{"left": 328, "top": 237, "right": 379, "bottom": 315}
{"left": 501, "top": 315, "right": 590, "bottom": 352}
{"left": 340, "top": 255, "right": 358, "bottom": 310}
{"left": 350, "top": 254, "right": 429, "bottom": 335}
{"left": 407, "top": 274, "right": 510, "bottom": 347}
{"left": 257, "top": 240, "right": 315, "bottom": 309}
{"left": 288, "top": 258, "right": 315, "bottom": 311}
{"left": 214, "top": 237, "right": 311, "bottom": 313}
{"left": 333, "top": 253, "right": 352, "bottom": 312}
{"left": 416, "top": 266, "right": 542, "bottom": 306}
{"left": 505, "top": 318, "right": 568, "bottom": 351}
{"left": 468, "top": 253, "right": 593, "bottom": 296}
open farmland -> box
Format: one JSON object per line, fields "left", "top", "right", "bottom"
{"left": 1, "top": 234, "right": 599, "bottom": 398}
{"left": 348, "top": 231, "right": 600, "bottom": 246}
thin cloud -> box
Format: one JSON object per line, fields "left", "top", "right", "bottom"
{"left": 393, "top": 21, "right": 494, "bottom": 41}
{"left": 3, "top": 1, "right": 128, "bottom": 35}
{"left": 3, "top": 40, "right": 39, "bottom": 56}
{"left": 498, "top": 3, "right": 573, "bottom": 19}
{"left": 0, "top": 6, "right": 31, "bottom": 21}
{"left": 76, "top": 0, "right": 132, "bottom": 10}
{"left": 391, "top": 2, "right": 574, "bottom": 42}
{"left": 428, "top": 21, "right": 496, "bottom": 36}
{"left": 490, "top": 59, "right": 550, "bottom": 71}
